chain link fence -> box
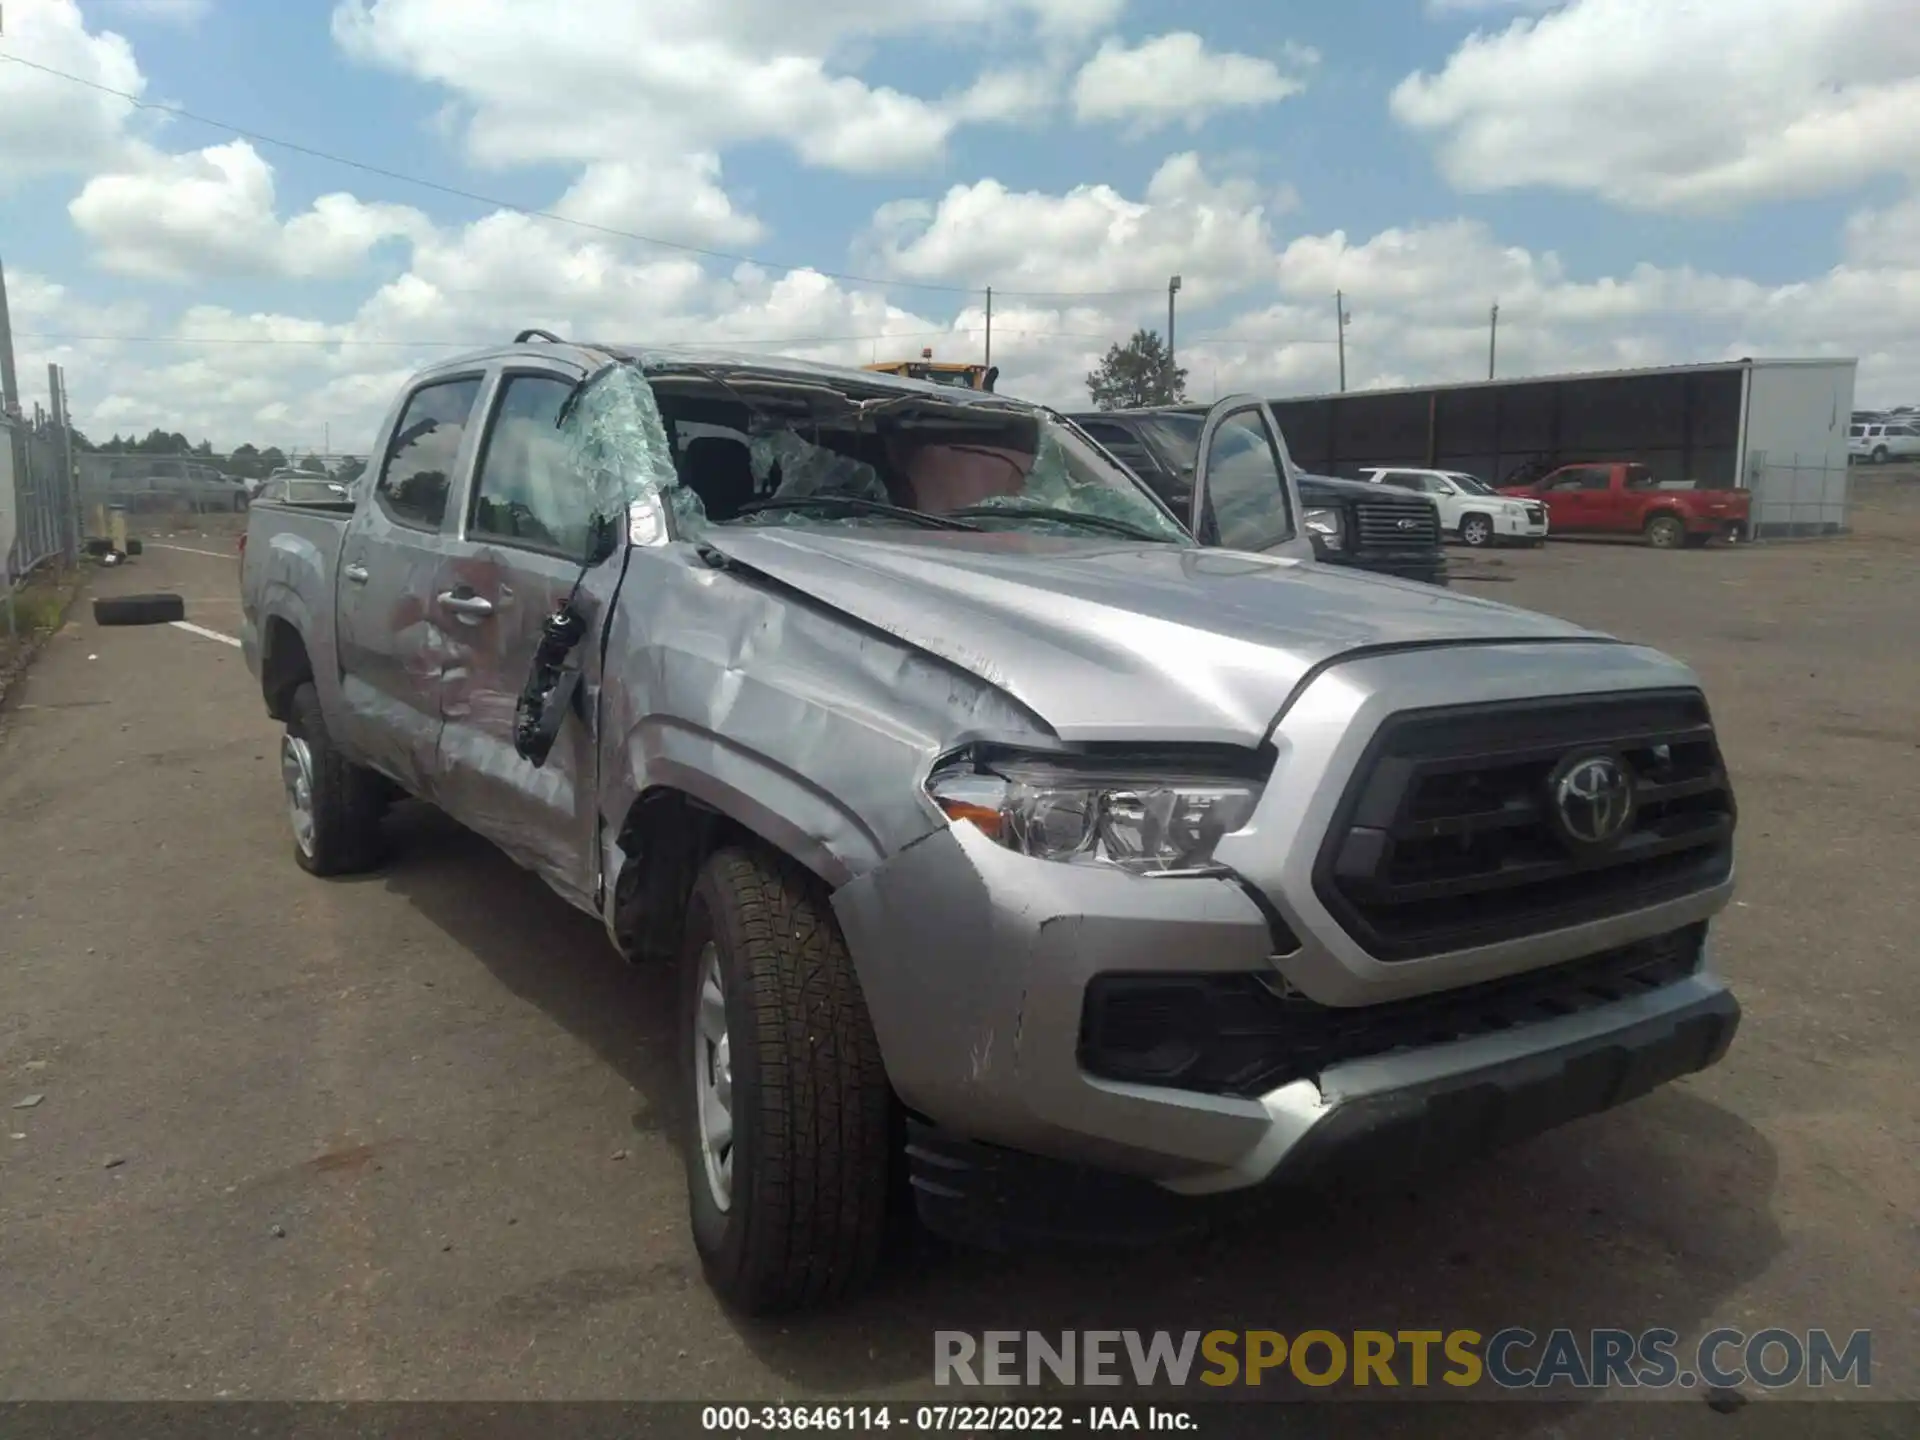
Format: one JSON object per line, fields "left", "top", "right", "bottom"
{"left": 5, "top": 408, "right": 80, "bottom": 578}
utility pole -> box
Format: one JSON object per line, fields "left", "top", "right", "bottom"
{"left": 49, "top": 363, "right": 79, "bottom": 563}
{"left": 1167, "top": 275, "right": 1182, "bottom": 368}
{"left": 1488, "top": 302, "right": 1500, "bottom": 380}
{"left": 983, "top": 286, "right": 992, "bottom": 369}
{"left": 1336, "top": 291, "right": 1350, "bottom": 393}
{"left": 0, "top": 254, "right": 21, "bottom": 421}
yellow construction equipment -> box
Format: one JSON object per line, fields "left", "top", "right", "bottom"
{"left": 863, "top": 349, "right": 998, "bottom": 392}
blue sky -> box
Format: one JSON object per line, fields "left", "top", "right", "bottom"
{"left": 3, "top": 0, "right": 1917, "bottom": 448}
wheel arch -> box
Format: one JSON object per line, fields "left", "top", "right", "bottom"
{"left": 606, "top": 764, "right": 884, "bottom": 965}
{"left": 260, "top": 615, "right": 314, "bottom": 722}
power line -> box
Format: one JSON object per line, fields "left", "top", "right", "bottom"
{"left": 0, "top": 51, "right": 1171, "bottom": 302}
{"left": 18, "top": 326, "right": 1335, "bottom": 349}
{"left": 15, "top": 325, "right": 1150, "bottom": 348}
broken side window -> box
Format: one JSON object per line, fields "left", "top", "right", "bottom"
{"left": 557, "top": 361, "right": 692, "bottom": 540}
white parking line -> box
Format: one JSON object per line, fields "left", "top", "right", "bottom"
{"left": 169, "top": 620, "right": 243, "bottom": 649}
{"left": 149, "top": 542, "right": 237, "bottom": 559}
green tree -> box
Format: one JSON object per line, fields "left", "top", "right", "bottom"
{"left": 1085, "top": 328, "right": 1188, "bottom": 410}
{"left": 297, "top": 453, "right": 328, "bottom": 475}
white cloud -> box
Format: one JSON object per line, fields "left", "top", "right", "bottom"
{"left": 1393, "top": 0, "right": 1920, "bottom": 212}
{"left": 101, "top": 0, "right": 216, "bottom": 25}
{"left": 0, "top": 0, "right": 146, "bottom": 182}
{"left": 1424, "top": 0, "right": 1563, "bottom": 14}
{"left": 1072, "top": 32, "right": 1315, "bottom": 134}
{"left": 67, "top": 139, "right": 433, "bottom": 280}
{"left": 21, "top": 138, "right": 1920, "bottom": 452}
{"left": 1189, "top": 217, "right": 1920, "bottom": 406}
{"left": 1844, "top": 195, "right": 1920, "bottom": 269}
{"left": 328, "top": 0, "right": 1120, "bottom": 175}
{"left": 862, "top": 153, "right": 1280, "bottom": 303}
{"left": 553, "top": 156, "right": 766, "bottom": 250}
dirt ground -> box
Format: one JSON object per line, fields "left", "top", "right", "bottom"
{"left": 0, "top": 482, "right": 1914, "bottom": 1428}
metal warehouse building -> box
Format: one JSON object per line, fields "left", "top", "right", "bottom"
{"left": 1266, "top": 358, "right": 1856, "bottom": 538}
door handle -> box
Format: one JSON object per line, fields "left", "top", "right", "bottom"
{"left": 343, "top": 563, "right": 370, "bottom": 584}
{"left": 437, "top": 590, "right": 495, "bottom": 617}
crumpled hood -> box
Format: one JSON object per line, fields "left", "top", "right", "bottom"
{"left": 702, "top": 529, "right": 1608, "bottom": 744}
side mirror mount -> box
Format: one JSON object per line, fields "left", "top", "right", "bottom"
{"left": 585, "top": 510, "right": 621, "bottom": 565}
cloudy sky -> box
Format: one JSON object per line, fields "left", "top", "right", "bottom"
{"left": 3, "top": 0, "right": 1918, "bottom": 453}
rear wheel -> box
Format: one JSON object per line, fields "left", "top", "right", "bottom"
{"left": 681, "top": 845, "right": 892, "bottom": 1314}
{"left": 1459, "top": 513, "right": 1494, "bottom": 547}
{"left": 1645, "top": 514, "right": 1686, "bottom": 549}
{"left": 284, "top": 681, "right": 388, "bottom": 875}
{"left": 1871, "top": 445, "right": 1889, "bottom": 464}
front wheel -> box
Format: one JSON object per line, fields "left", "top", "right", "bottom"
{"left": 681, "top": 846, "right": 892, "bottom": 1314}
{"left": 1459, "top": 513, "right": 1494, "bottom": 547}
{"left": 1645, "top": 514, "right": 1686, "bottom": 549}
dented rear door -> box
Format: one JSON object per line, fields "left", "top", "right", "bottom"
{"left": 334, "top": 371, "right": 486, "bottom": 798}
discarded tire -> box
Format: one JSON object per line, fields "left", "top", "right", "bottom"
{"left": 93, "top": 593, "right": 186, "bottom": 626}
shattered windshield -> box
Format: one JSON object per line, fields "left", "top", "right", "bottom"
{"left": 614, "top": 364, "right": 1193, "bottom": 545}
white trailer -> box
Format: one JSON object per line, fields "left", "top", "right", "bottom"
{"left": 1267, "top": 356, "right": 1859, "bottom": 538}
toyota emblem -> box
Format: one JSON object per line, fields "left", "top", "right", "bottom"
{"left": 1549, "top": 753, "right": 1635, "bottom": 847}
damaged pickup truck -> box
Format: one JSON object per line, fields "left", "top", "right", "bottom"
{"left": 240, "top": 334, "right": 1742, "bottom": 1313}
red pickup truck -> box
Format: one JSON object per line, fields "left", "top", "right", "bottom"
{"left": 1499, "top": 463, "right": 1749, "bottom": 548}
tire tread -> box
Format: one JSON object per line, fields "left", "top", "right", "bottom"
{"left": 698, "top": 845, "right": 890, "bottom": 1312}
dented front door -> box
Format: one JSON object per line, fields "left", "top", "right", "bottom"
{"left": 432, "top": 365, "right": 615, "bottom": 909}
{"left": 1188, "top": 396, "right": 1315, "bottom": 560}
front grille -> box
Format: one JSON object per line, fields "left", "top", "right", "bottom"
{"left": 1354, "top": 495, "right": 1440, "bottom": 551}
{"left": 1079, "top": 925, "right": 1706, "bottom": 1098}
{"left": 1313, "top": 691, "right": 1735, "bottom": 960}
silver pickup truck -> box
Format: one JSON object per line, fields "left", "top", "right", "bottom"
{"left": 240, "top": 334, "right": 1740, "bottom": 1313}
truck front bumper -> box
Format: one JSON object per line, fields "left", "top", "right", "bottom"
{"left": 1326, "top": 549, "right": 1450, "bottom": 587}
{"left": 830, "top": 821, "right": 1738, "bottom": 1216}
{"left": 1493, "top": 506, "right": 1550, "bottom": 541}
{"left": 901, "top": 974, "right": 1737, "bottom": 1247}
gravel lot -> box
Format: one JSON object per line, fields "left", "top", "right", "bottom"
{"left": 1, "top": 480, "right": 1914, "bottom": 1427}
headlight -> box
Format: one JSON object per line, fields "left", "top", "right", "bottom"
{"left": 1302, "top": 506, "right": 1344, "bottom": 548}
{"left": 926, "top": 756, "right": 1263, "bottom": 875}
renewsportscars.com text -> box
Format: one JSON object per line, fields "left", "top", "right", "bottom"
{"left": 934, "top": 1328, "right": 1871, "bottom": 1392}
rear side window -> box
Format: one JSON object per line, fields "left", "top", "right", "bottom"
{"left": 1376, "top": 471, "right": 1421, "bottom": 490}
{"left": 469, "top": 374, "right": 595, "bottom": 557}
{"left": 376, "top": 376, "right": 483, "bottom": 530}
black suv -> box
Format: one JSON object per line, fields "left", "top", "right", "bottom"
{"left": 1066, "top": 407, "right": 1448, "bottom": 586}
